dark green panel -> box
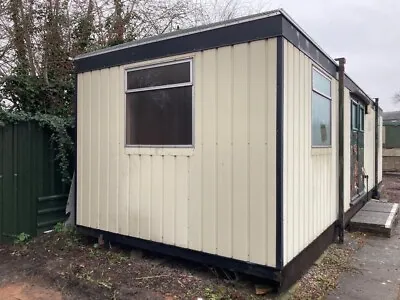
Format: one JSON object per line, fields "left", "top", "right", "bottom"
{"left": 0, "top": 127, "right": 3, "bottom": 242}
{"left": 0, "top": 121, "right": 70, "bottom": 243}
{"left": 2, "top": 125, "right": 15, "bottom": 242}
{"left": 17, "top": 123, "right": 32, "bottom": 235}
{"left": 36, "top": 194, "right": 68, "bottom": 233}
{"left": 385, "top": 125, "right": 400, "bottom": 148}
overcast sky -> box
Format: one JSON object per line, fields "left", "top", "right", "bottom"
{"left": 266, "top": 0, "right": 400, "bottom": 112}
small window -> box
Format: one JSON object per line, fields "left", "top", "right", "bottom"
{"left": 125, "top": 60, "right": 193, "bottom": 146}
{"left": 312, "top": 67, "right": 332, "bottom": 147}
{"left": 359, "top": 106, "right": 365, "bottom": 131}
{"left": 352, "top": 101, "right": 359, "bottom": 130}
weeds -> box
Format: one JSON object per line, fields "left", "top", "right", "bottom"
{"left": 14, "top": 232, "right": 31, "bottom": 244}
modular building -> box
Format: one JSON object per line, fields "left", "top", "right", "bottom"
{"left": 74, "top": 9, "right": 383, "bottom": 289}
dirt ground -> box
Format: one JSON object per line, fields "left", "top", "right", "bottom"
{"left": 0, "top": 174, "right": 399, "bottom": 300}
{"left": 0, "top": 228, "right": 270, "bottom": 300}
{"left": 381, "top": 173, "right": 400, "bottom": 203}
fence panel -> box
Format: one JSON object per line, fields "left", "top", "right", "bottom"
{"left": 0, "top": 122, "right": 69, "bottom": 243}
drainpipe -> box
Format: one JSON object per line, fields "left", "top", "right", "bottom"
{"left": 374, "top": 98, "right": 379, "bottom": 198}
{"left": 335, "top": 57, "right": 346, "bottom": 244}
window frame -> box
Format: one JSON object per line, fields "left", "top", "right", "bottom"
{"left": 124, "top": 58, "right": 194, "bottom": 148}
{"left": 352, "top": 100, "right": 359, "bottom": 131}
{"left": 311, "top": 66, "right": 332, "bottom": 148}
{"left": 359, "top": 105, "right": 365, "bottom": 132}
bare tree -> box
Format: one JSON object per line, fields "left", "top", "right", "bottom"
{"left": 394, "top": 92, "right": 400, "bottom": 105}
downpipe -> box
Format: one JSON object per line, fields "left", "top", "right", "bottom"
{"left": 335, "top": 57, "right": 346, "bottom": 244}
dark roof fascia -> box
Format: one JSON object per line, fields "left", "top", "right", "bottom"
{"left": 279, "top": 11, "right": 373, "bottom": 106}
{"left": 74, "top": 13, "right": 283, "bottom": 73}
{"left": 74, "top": 9, "right": 374, "bottom": 106}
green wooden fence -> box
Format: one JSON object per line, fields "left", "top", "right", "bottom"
{"left": 0, "top": 121, "right": 69, "bottom": 243}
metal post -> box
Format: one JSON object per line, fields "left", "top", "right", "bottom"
{"left": 374, "top": 98, "right": 379, "bottom": 198}
{"left": 335, "top": 57, "right": 346, "bottom": 244}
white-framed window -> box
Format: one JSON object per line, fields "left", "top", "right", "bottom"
{"left": 311, "top": 67, "right": 332, "bottom": 147}
{"left": 125, "top": 59, "right": 193, "bottom": 147}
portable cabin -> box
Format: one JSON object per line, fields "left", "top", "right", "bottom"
{"left": 74, "top": 9, "right": 383, "bottom": 289}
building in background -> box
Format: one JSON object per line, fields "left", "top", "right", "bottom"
{"left": 383, "top": 111, "right": 400, "bottom": 172}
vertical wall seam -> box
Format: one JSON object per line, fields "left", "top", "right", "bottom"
{"left": 97, "top": 72, "right": 101, "bottom": 229}
{"left": 106, "top": 70, "right": 110, "bottom": 231}
{"left": 88, "top": 72, "right": 92, "bottom": 227}
{"left": 246, "top": 43, "right": 251, "bottom": 261}
{"left": 264, "top": 40, "right": 269, "bottom": 265}
{"left": 230, "top": 46, "right": 234, "bottom": 258}
{"left": 276, "top": 36, "right": 284, "bottom": 269}
{"left": 215, "top": 49, "right": 219, "bottom": 253}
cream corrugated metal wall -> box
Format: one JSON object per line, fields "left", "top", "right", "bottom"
{"left": 364, "top": 106, "right": 376, "bottom": 194}
{"left": 343, "top": 89, "right": 351, "bottom": 210}
{"left": 283, "top": 40, "right": 339, "bottom": 265}
{"left": 77, "top": 38, "right": 278, "bottom": 267}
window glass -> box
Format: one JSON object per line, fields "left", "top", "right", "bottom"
{"left": 127, "top": 62, "right": 191, "bottom": 90}
{"left": 352, "top": 102, "right": 359, "bottom": 130}
{"left": 312, "top": 69, "right": 331, "bottom": 97}
{"left": 126, "top": 87, "right": 192, "bottom": 145}
{"left": 312, "top": 91, "right": 331, "bottom": 146}
{"left": 360, "top": 106, "right": 365, "bottom": 131}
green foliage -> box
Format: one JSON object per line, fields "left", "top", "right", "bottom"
{"left": 0, "top": 110, "right": 74, "bottom": 183}
{"left": 14, "top": 232, "right": 31, "bottom": 244}
{"left": 0, "top": 70, "right": 74, "bottom": 116}
{"left": 54, "top": 222, "right": 65, "bottom": 233}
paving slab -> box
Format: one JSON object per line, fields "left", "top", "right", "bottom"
{"left": 327, "top": 224, "right": 400, "bottom": 300}
{"left": 350, "top": 201, "right": 398, "bottom": 236}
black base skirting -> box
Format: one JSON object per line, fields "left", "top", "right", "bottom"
{"left": 77, "top": 183, "right": 381, "bottom": 292}
{"left": 77, "top": 225, "right": 281, "bottom": 283}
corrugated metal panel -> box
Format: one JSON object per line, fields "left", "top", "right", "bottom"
{"left": 77, "top": 38, "right": 277, "bottom": 267}
{"left": 283, "top": 40, "right": 338, "bottom": 265}
{"left": 384, "top": 125, "right": 400, "bottom": 148}
{"left": 0, "top": 122, "right": 68, "bottom": 243}
{"left": 343, "top": 89, "right": 351, "bottom": 210}
{"left": 364, "top": 109, "right": 376, "bottom": 191}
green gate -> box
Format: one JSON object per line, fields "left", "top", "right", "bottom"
{"left": 0, "top": 122, "right": 69, "bottom": 243}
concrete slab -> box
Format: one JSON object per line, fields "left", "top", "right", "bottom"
{"left": 349, "top": 201, "right": 398, "bottom": 237}
{"left": 327, "top": 225, "right": 400, "bottom": 300}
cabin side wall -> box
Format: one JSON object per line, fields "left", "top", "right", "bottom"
{"left": 282, "top": 39, "right": 339, "bottom": 265}
{"left": 283, "top": 39, "right": 380, "bottom": 266}
{"left": 77, "top": 38, "right": 278, "bottom": 267}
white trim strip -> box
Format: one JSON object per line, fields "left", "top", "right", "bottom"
{"left": 385, "top": 203, "right": 398, "bottom": 228}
